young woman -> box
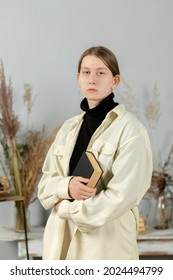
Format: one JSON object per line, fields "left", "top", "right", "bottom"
{"left": 38, "top": 46, "right": 153, "bottom": 260}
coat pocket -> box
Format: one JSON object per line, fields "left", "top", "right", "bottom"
{"left": 53, "top": 144, "right": 66, "bottom": 158}
{"left": 52, "top": 145, "right": 67, "bottom": 174}
{"left": 91, "top": 139, "right": 116, "bottom": 168}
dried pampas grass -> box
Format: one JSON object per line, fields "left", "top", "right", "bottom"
{"left": 148, "top": 145, "right": 173, "bottom": 198}
{"left": 0, "top": 61, "right": 58, "bottom": 208}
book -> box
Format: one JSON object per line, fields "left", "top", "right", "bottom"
{"left": 72, "top": 151, "right": 103, "bottom": 188}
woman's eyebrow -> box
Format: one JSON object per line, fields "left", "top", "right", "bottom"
{"left": 81, "top": 67, "right": 108, "bottom": 70}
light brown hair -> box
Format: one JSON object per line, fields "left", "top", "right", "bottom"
{"left": 78, "top": 46, "right": 120, "bottom": 76}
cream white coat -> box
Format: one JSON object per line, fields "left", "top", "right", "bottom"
{"left": 38, "top": 104, "right": 153, "bottom": 260}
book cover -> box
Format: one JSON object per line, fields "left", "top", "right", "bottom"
{"left": 72, "top": 151, "right": 103, "bottom": 188}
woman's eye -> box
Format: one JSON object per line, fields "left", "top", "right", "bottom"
{"left": 98, "top": 72, "right": 105, "bottom": 76}
{"left": 82, "top": 71, "right": 90, "bottom": 75}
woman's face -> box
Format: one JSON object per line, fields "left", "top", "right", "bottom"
{"left": 77, "top": 55, "right": 120, "bottom": 108}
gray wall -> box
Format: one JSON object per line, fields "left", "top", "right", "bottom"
{"left": 0, "top": 0, "right": 173, "bottom": 259}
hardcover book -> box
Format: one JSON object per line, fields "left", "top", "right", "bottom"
{"left": 72, "top": 151, "right": 103, "bottom": 188}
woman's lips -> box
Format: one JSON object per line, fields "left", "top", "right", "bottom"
{"left": 87, "top": 88, "right": 97, "bottom": 92}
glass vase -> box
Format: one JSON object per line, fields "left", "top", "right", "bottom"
{"left": 154, "top": 195, "right": 168, "bottom": 230}
{"left": 15, "top": 202, "right": 29, "bottom": 232}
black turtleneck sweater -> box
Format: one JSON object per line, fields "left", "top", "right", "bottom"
{"left": 69, "top": 93, "right": 118, "bottom": 175}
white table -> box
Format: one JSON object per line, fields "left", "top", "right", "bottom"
{"left": 1, "top": 226, "right": 173, "bottom": 259}
{"left": 0, "top": 226, "right": 43, "bottom": 259}
{"left": 138, "top": 228, "right": 173, "bottom": 258}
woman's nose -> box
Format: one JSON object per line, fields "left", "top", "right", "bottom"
{"left": 89, "top": 80, "right": 96, "bottom": 84}
{"left": 89, "top": 73, "right": 97, "bottom": 84}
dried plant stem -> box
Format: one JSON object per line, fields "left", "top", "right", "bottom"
{"left": 10, "top": 137, "right": 22, "bottom": 196}
{"left": 162, "top": 145, "right": 173, "bottom": 173}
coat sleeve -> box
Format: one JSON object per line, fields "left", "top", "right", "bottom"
{"left": 58, "top": 135, "right": 153, "bottom": 233}
{"left": 37, "top": 132, "right": 72, "bottom": 210}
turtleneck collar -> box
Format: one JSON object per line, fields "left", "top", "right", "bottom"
{"left": 69, "top": 93, "right": 118, "bottom": 175}
{"left": 80, "top": 92, "right": 118, "bottom": 119}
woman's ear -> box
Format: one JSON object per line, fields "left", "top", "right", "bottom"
{"left": 112, "top": 75, "right": 120, "bottom": 88}
{"left": 76, "top": 73, "right": 80, "bottom": 81}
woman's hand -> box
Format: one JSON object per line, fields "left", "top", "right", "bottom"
{"left": 68, "top": 176, "right": 97, "bottom": 200}
{"left": 54, "top": 177, "right": 97, "bottom": 212}
{"left": 54, "top": 201, "right": 62, "bottom": 211}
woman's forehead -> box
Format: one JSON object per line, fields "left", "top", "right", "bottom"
{"left": 81, "top": 55, "right": 108, "bottom": 69}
